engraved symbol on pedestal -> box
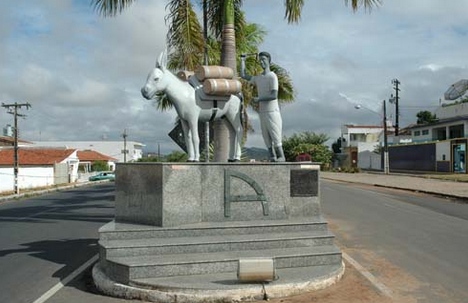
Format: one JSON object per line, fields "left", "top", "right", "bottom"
{"left": 224, "top": 169, "right": 269, "bottom": 217}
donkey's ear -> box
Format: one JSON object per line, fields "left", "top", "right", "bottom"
{"left": 161, "top": 48, "right": 168, "bottom": 70}
{"left": 156, "top": 52, "right": 164, "bottom": 68}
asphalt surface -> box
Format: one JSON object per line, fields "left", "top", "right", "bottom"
{"left": 1, "top": 181, "right": 467, "bottom": 303}
{"left": 0, "top": 183, "right": 115, "bottom": 303}
{"left": 321, "top": 180, "right": 468, "bottom": 303}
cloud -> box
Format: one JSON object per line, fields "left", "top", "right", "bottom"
{"left": 1, "top": 0, "right": 468, "bottom": 153}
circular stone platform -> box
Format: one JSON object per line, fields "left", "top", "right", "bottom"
{"left": 93, "top": 262, "right": 345, "bottom": 303}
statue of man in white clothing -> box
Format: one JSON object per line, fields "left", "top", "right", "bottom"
{"left": 240, "top": 52, "right": 285, "bottom": 162}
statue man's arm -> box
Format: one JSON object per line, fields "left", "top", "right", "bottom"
{"left": 255, "top": 90, "right": 278, "bottom": 102}
{"left": 240, "top": 54, "right": 252, "bottom": 81}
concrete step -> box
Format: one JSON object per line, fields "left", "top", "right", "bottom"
{"left": 100, "top": 230, "right": 336, "bottom": 258}
{"left": 130, "top": 263, "right": 344, "bottom": 292}
{"left": 105, "top": 245, "right": 342, "bottom": 283}
{"left": 99, "top": 217, "right": 329, "bottom": 241}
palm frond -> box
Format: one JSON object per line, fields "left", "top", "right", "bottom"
{"left": 166, "top": 0, "right": 205, "bottom": 70}
{"left": 271, "top": 63, "right": 295, "bottom": 103}
{"left": 91, "top": 0, "right": 137, "bottom": 17}
{"left": 344, "top": 0, "right": 382, "bottom": 11}
{"left": 206, "top": 0, "right": 243, "bottom": 38}
{"left": 284, "top": 0, "right": 304, "bottom": 24}
{"left": 152, "top": 92, "right": 174, "bottom": 111}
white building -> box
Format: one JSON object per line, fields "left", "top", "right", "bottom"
{"left": 33, "top": 141, "right": 145, "bottom": 163}
{"left": 0, "top": 148, "right": 79, "bottom": 193}
{"left": 340, "top": 125, "right": 390, "bottom": 168}
{"left": 341, "top": 124, "right": 385, "bottom": 149}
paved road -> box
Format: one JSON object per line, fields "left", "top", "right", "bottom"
{"left": 2, "top": 181, "right": 468, "bottom": 303}
{"left": 321, "top": 180, "right": 468, "bottom": 303}
{"left": 0, "top": 184, "right": 115, "bottom": 303}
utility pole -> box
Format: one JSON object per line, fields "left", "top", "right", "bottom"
{"left": 122, "top": 129, "right": 128, "bottom": 163}
{"left": 383, "top": 100, "right": 389, "bottom": 175}
{"left": 392, "top": 79, "right": 401, "bottom": 136}
{"left": 157, "top": 143, "right": 161, "bottom": 160}
{"left": 1, "top": 102, "right": 32, "bottom": 195}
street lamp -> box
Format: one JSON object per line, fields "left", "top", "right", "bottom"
{"left": 354, "top": 101, "right": 389, "bottom": 174}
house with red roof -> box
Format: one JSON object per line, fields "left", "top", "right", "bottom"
{"left": 0, "top": 148, "right": 79, "bottom": 193}
{"left": 77, "top": 150, "right": 117, "bottom": 172}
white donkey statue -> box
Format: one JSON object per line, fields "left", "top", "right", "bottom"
{"left": 141, "top": 51, "right": 243, "bottom": 162}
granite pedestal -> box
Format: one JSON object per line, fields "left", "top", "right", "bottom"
{"left": 94, "top": 163, "right": 344, "bottom": 302}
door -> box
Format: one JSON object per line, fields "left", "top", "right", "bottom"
{"left": 453, "top": 143, "right": 466, "bottom": 173}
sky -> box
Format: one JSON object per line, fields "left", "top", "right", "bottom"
{"left": 1, "top": 0, "right": 468, "bottom": 153}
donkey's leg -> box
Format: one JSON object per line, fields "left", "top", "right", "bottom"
{"left": 226, "top": 106, "right": 243, "bottom": 161}
{"left": 188, "top": 117, "right": 200, "bottom": 161}
{"left": 181, "top": 119, "right": 195, "bottom": 161}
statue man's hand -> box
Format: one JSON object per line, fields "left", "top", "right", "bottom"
{"left": 240, "top": 53, "right": 246, "bottom": 61}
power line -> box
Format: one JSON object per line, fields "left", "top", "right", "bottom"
{"left": 1, "top": 101, "right": 32, "bottom": 195}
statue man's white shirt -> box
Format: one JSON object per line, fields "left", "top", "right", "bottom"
{"left": 250, "top": 71, "right": 282, "bottom": 147}
{"left": 250, "top": 72, "right": 279, "bottom": 112}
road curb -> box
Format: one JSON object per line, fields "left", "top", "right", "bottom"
{"left": 0, "top": 180, "right": 112, "bottom": 203}
{"left": 321, "top": 177, "right": 468, "bottom": 203}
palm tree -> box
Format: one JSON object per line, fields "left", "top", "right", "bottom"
{"left": 92, "top": 0, "right": 381, "bottom": 161}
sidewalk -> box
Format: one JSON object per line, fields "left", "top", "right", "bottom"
{"left": 321, "top": 172, "right": 468, "bottom": 200}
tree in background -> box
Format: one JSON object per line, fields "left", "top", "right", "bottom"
{"left": 331, "top": 137, "right": 344, "bottom": 154}
{"left": 165, "top": 151, "right": 189, "bottom": 162}
{"left": 92, "top": 160, "right": 110, "bottom": 171}
{"left": 282, "top": 131, "right": 330, "bottom": 162}
{"left": 137, "top": 156, "right": 163, "bottom": 162}
{"left": 416, "top": 111, "right": 437, "bottom": 124}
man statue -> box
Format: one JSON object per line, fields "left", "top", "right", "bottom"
{"left": 240, "top": 52, "right": 285, "bottom": 162}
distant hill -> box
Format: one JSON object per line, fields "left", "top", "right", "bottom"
{"left": 243, "top": 147, "right": 269, "bottom": 161}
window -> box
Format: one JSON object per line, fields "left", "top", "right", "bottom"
{"left": 414, "top": 131, "right": 421, "bottom": 136}
{"left": 422, "top": 129, "right": 429, "bottom": 135}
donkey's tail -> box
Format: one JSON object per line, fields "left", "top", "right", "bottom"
{"left": 238, "top": 93, "right": 245, "bottom": 129}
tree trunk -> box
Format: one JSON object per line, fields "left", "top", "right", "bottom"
{"left": 213, "top": 0, "right": 237, "bottom": 162}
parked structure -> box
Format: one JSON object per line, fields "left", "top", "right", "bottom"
{"left": 0, "top": 148, "right": 79, "bottom": 192}
{"left": 33, "top": 141, "right": 145, "bottom": 163}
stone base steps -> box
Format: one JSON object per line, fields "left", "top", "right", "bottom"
{"left": 100, "top": 230, "right": 335, "bottom": 258}
{"left": 98, "top": 218, "right": 342, "bottom": 285}
{"left": 99, "top": 218, "right": 329, "bottom": 241}
{"left": 106, "top": 245, "right": 342, "bottom": 283}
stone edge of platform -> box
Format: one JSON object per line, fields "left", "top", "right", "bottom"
{"left": 92, "top": 262, "right": 345, "bottom": 303}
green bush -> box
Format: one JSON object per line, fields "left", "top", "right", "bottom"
{"left": 92, "top": 160, "right": 109, "bottom": 172}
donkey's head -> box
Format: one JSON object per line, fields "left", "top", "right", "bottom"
{"left": 141, "top": 50, "right": 170, "bottom": 100}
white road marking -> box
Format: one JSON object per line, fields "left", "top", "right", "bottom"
{"left": 342, "top": 252, "right": 394, "bottom": 299}
{"left": 31, "top": 254, "right": 98, "bottom": 303}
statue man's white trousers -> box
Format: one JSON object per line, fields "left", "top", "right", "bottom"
{"left": 259, "top": 110, "right": 283, "bottom": 148}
